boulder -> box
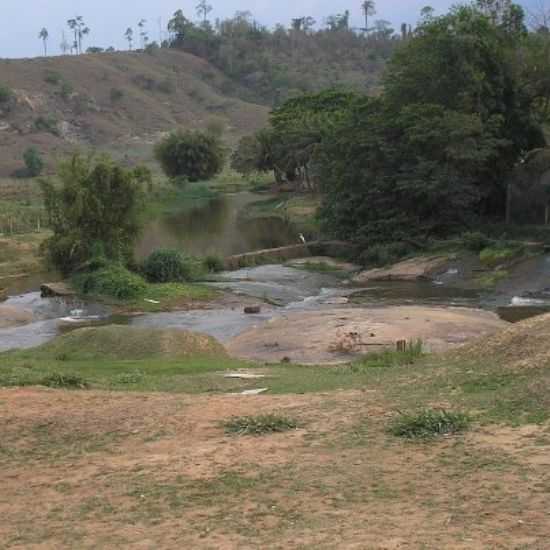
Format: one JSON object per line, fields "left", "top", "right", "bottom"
{"left": 353, "top": 256, "right": 449, "bottom": 285}
{"left": 244, "top": 305, "right": 262, "bottom": 315}
{"left": 40, "top": 282, "right": 76, "bottom": 298}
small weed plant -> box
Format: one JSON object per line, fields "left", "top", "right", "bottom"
{"left": 389, "top": 409, "right": 470, "bottom": 439}
{"left": 223, "top": 414, "right": 298, "bottom": 436}
{"left": 40, "top": 373, "right": 89, "bottom": 390}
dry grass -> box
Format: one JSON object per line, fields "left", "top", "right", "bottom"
{"left": 1, "top": 387, "right": 549, "bottom": 548}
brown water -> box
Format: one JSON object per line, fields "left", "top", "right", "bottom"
{"left": 135, "top": 192, "right": 298, "bottom": 260}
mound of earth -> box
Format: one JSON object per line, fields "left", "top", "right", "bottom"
{"left": 353, "top": 256, "right": 450, "bottom": 284}
{"left": 454, "top": 312, "right": 550, "bottom": 370}
{"left": 42, "top": 325, "right": 227, "bottom": 360}
{"left": 227, "top": 305, "right": 507, "bottom": 364}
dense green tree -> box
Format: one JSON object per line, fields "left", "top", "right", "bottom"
{"left": 23, "top": 147, "right": 44, "bottom": 177}
{"left": 154, "top": 130, "right": 225, "bottom": 182}
{"left": 41, "top": 155, "right": 145, "bottom": 274}
{"left": 316, "top": 2, "right": 547, "bottom": 243}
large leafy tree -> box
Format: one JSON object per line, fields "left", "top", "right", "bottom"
{"left": 41, "top": 155, "right": 147, "bottom": 274}
{"left": 319, "top": 1, "right": 546, "bottom": 242}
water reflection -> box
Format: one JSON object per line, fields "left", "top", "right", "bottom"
{"left": 136, "top": 192, "right": 298, "bottom": 260}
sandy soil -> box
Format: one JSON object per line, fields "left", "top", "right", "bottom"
{"left": 1, "top": 387, "right": 549, "bottom": 549}
{"left": 227, "top": 305, "right": 508, "bottom": 364}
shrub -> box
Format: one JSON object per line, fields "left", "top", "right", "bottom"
{"left": 461, "top": 231, "right": 492, "bottom": 252}
{"left": 389, "top": 409, "right": 470, "bottom": 439}
{"left": 40, "top": 373, "right": 89, "bottom": 389}
{"left": 479, "top": 246, "right": 523, "bottom": 268}
{"left": 23, "top": 147, "right": 44, "bottom": 177}
{"left": 143, "top": 249, "right": 193, "bottom": 283}
{"left": 157, "top": 78, "right": 175, "bottom": 94}
{"left": 0, "top": 84, "right": 13, "bottom": 104}
{"left": 154, "top": 130, "right": 226, "bottom": 182}
{"left": 34, "top": 115, "right": 59, "bottom": 136}
{"left": 204, "top": 255, "right": 225, "bottom": 273}
{"left": 44, "top": 71, "right": 62, "bottom": 85}
{"left": 110, "top": 88, "right": 124, "bottom": 102}
{"left": 73, "top": 264, "right": 147, "bottom": 300}
{"left": 59, "top": 81, "right": 74, "bottom": 100}
{"left": 223, "top": 414, "right": 298, "bottom": 436}
{"left": 358, "top": 242, "right": 411, "bottom": 267}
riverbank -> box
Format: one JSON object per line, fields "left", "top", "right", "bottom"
{"left": 2, "top": 312, "right": 550, "bottom": 547}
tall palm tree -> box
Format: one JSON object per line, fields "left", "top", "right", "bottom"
{"left": 362, "top": 1, "right": 376, "bottom": 33}
{"left": 39, "top": 27, "right": 49, "bottom": 56}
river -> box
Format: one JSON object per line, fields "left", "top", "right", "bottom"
{"left": 2, "top": 191, "right": 550, "bottom": 353}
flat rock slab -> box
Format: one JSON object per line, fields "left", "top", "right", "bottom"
{"left": 226, "top": 305, "right": 508, "bottom": 365}
{"left": 353, "top": 256, "right": 449, "bottom": 285}
{"left": 0, "top": 305, "right": 33, "bottom": 328}
{"left": 40, "top": 282, "right": 76, "bottom": 298}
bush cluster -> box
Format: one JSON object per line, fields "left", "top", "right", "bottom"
{"left": 73, "top": 263, "right": 147, "bottom": 300}
{"left": 142, "top": 249, "right": 193, "bottom": 283}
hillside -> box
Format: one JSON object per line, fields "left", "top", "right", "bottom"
{"left": 0, "top": 49, "right": 269, "bottom": 176}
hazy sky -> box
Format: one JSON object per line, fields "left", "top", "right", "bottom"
{"left": 0, "top": 0, "right": 542, "bottom": 59}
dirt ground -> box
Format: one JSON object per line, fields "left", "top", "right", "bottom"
{"left": 2, "top": 387, "right": 549, "bottom": 549}
{"left": 227, "top": 306, "right": 508, "bottom": 364}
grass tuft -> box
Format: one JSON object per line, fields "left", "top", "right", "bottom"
{"left": 223, "top": 414, "right": 298, "bottom": 436}
{"left": 389, "top": 409, "right": 470, "bottom": 439}
{"left": 40, "top": 373, "right": 90, "bottom": 390}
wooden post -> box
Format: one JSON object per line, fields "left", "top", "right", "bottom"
{"left": 396, "top": 340, "right": 407, "bottom": 353}
{"left": 505, "top": 182, "right": 513, "bottom": 225}
{"left": 546, "top": 203, "right": 549, "bottom": 226}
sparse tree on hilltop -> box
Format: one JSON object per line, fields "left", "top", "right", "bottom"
{"left": 67, "top": 16, "right": 90, "bottom": 54}
{"left": 125, "top": 27, "right": 134, "bottom": 50}
{"left": 60, "top": 30, "right": 71, "bottom": 54}
{"left": 39, "top": 28, "right": 49, "bottom": 56}
{"left": 362, "top": 1, "right": 376, "bottom": 32}
{"left": 138, "top": 19, "right": 149, "bottom": 48}
{"left": 196, "top": 0, "right": 213, "bottom": 25}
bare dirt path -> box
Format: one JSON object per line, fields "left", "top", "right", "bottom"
{"left": 2, "top": 387, "right": 549, "bottom": 549}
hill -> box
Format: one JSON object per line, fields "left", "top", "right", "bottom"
{"left": 0, "top": 48, "right": 269, "bottom": 176}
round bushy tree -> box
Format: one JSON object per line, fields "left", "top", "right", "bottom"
{"left": 154, "top": 130, "right": 225, "bottom": 182}
{"left": 23, "top": 147, "right": 44, "bottom": 177}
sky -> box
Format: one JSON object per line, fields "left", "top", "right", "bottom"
{"left": 0, "top": 0, "right": 543, "bottom": 59}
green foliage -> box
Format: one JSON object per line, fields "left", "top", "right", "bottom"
{"left": 73, "top": 263, "right": 147, "bottom": 299}
{"left": 59, "top": 80, "right": 74, "bottom": 100}
{"left": 23, "top": 147, "right": 44, "bottom": 177}
{"left": 204, "top": 255, "right": 225, "bottom": 273}
{"left": 143, "top": 249, "right": 193, "bottom": 283}
{"left": 389, "top": 409, "right": 470, "bottom": 439}
{"left": 311, "top": 3, "right": 547, "bottom": 243}
{"left": 479, "top": 245, "right": 523, "bottom": 267}
{"left": 110, "top": 88, "right": 124, "bottom": 102}
{"left": 155, "top": 130, "right": 225, "bottom": 182}
{"left": 34, "top": 115, "right": 59, "bottom": 136}
{"left": 41, "top": 154, "right": 145, "bottom": 274}
{"left": 40, "top": 373, "right": 89, "bottom": 389}
{"left": 223, "top": 414, "right": 298, "bottom": 436}
{"left": 353, "top": 341, "right": 424, "bottom": 370}
{"left": 358, "top": 242, "right": 412, "bottom": 267}
{"left": 461, "top": 232, "right": 493, "bottom": 252}
{"left": 0, "top": 84, "right": 13, "bottom": 104}
{"left": 44, "top": 71, "right": 62, "bottom": 85}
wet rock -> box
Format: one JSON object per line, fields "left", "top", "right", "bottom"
{"left": 40, "top": 282, "right": 76, "bottom": 298}
{"left": 244, "top": 305, "right": 262, "bottom": 314}
{"left": 0, "top": 305, "right": 33, "bottom": 328}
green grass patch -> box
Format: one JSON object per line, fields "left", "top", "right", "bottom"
{"left": 292, "top": 261, "right": 341, "bottom": 273}
{"left": 39, "top": 373, "right": 90, "bottom": 390}
{"left": 479, "top": 246, "right": 524, "bottom": 268}
{"left": 352, "top": 341, "right": 424, "bottom": 369}
{"left": 223, "top": 414, "right": 298, "bottom": 436}
{"left": 389, "top": 409, "right": 470, "bottom": 439}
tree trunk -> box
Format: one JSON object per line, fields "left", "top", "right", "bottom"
{"left": 545, "top": 203, "right": 549, "bottom": 225}
{"left": 505, "top": 182, "right": 513, "bottom": 225}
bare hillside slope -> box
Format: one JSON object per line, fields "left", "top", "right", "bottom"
{"left": 0, "top": 49, "right": 269, "bottom": 175}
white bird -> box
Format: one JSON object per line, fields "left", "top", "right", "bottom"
{"left": 299, "top": 233, "right": 306, "bottom": 244}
